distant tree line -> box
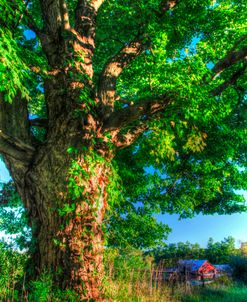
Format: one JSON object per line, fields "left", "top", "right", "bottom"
{"left": 149, "top": 236, "right": 244, "bottom": 265}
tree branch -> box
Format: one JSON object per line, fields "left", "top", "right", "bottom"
{"left": 212, "top": 46, "right": 247, "bottom": 80}
{"left": 23, "top": 10, "right": 44, "bottom": 38}
{"left": 59, "top": 0, "right": 70, "bottom": 30}
{"left": 30, "top": 118, "right": 48, "bottom": 128}
{"left": 98, "top": 39, "right": 145, "bottom": 110}
{"left": 40, "top": 0, "right": 62, "bottom": 36}
{"left": 109, "top": 91, "right": 174, "bottom": 148}
{"left": 73, "top": 0, "right": 104, "bottom": 77}
{"left": 212, "top": 64, "right": 247, "bottom": 96}
{"left": 98, "top": 0, "right": 179, "bottom": 114}
{"left": 0, "top": 130, "right": 35, "bottom": 162}
{"left": 230, "top": 35, "right": 247, "bottom": 52}
{"left": 38, "top": 0, "right": 69, "bottom": 66}
{"left": 0, "top": 92, "right": 34, "bottom": 161}
{"left": 75, "top": 0, "right": 104, "bottom": 48}
{"left": 13, "top": 0, "right": 31, "bottom": 31}
{"left": 113, "top": 124, "right": 148, "bottom": 149}
{"left": 103, "top": 94, "right": 172, "bottom": 132}
{"left": 26, "top": 15, "right": 42, "bottom": 36}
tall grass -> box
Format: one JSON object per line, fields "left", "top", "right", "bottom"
{"left": 104, "top": 248, "right": 185, "bottom": 301}
{"left": 0, "top": 243, "right": 27, "bottom": 301}
{"left": 0, "top": 246, "right": 247, "bottom": 301}
{"left": 104, "top": 266, "right": 179, "bottom": 301}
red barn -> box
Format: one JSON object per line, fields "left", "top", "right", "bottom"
{"left": 178, "top": 260, "right": 217, "bottom": 281}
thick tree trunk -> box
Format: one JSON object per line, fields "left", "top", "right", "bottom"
{"left": 23, "top": 141, "right": 110, "bottom": 300}
{"left": 0, "top": 0, "right": 178, "bottom": 300}
{"left": 9, "top": 73, "right": 113, "bottom": 299}
{"left": 0, "top": 66, "right": 115, "bottom": 299}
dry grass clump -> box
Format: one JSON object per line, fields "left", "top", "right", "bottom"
{"left": 105, "top": 268, "right": 179, "bottom": 301}
{"left": 104, "top": 249, "right": 186, "bottom": 301}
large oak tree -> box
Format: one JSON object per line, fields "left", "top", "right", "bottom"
{"left": 0, "top": 0, "right": 246, "bottom": 300}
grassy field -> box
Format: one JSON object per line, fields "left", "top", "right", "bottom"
{"left": 1, "top": 246, "right": 247, "bottom": 301}
{"left": 181, "top": 285, "right": 247, "bottom": 302}
{"left": 105, "top": 267, "right": 247, "bottom": 302}
{"left": 0, "top": 270, "right": 246, "bottom": 301}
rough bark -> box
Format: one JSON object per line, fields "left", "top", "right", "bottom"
{"left": 0, "top": 75, "right": 113, "bottom": 301}
{"left": 23, "top": 141, "right": 111, "bottom": 300}
{"left": 0, "top": 93, "right": 32, "bottom": 198}
{"left": 21, "top": 71, "right": 112, "bottom": 299}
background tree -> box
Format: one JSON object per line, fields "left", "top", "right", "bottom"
{"left": 150, "top": 237, "right": 239, "bottom": 265}
{"left": 206, "top": 236, "right": 236, "bottom": 264}
{"left": 0, "top": 0, "right": 246, "bottom": 299}
{"left": 150, "top": 241, "right": 205, "bottom": 266}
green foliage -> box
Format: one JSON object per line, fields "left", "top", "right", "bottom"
{"left": 151, "top": 241, "right": 205, "bottom": 266}
{"left": 97, "top": 0, "right": 247, "bottom": 220}
{"left": 0, "top": 182, "right": 31, "bottom": 250}
{"left": 107, "top": 207, "right": 170, "bottom": 249}
{"left": 181, "top": 284, "right": 247, "bottom": 302}
{"left": 28, "top": 273, "right": 79, "bottom": 302}
{"left": 0, "top": 242, "right": 246, "bottom": 301}
{"left": 229, "top": 255, "right": 247, "bottom": 284}
{"left": 1, "top": 0, "right": 246, "bottom": 217}
{"left": 105, "top": 248, "right": 152, "bottom": 275}
{"left": 0, "top": 0, "right": 46, "bottom": 104}
{"left": 0, "top": 242, "right": 27, "bottom": 300}
{"left": 0, "top": 0, "right": 246, "bottom": 284}
{"left": 114, "top": 0, "right": 246, "bottom": 99}
{"left": 0, "top": 244, "right": 79, "bottom": 302}
{"left": 115, "top": 104, "right": 247, "bottom": 218}
{"left": 28, "top": 273, "right": 53, "bottom": 302}
{"left": 0, "top": 28, "right": 30, "bottom": 102}
{"left": 206, "top": 236, "right": 236, "bottom": 264}
{"left": 66, "top": 148, "right": 123, "bottom": 208}
{"left": 150, "top": 236, "right": 238, "bottom": 265}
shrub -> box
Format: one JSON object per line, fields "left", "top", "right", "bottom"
{"left": 229, "top": 255, "right": 247, "bottom": 283}
{"left": 0, "top": 242, "right": 27, "bottom": 300}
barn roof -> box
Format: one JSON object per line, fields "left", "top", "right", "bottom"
{"left": 178, "top": 260, "right": 209, "bottom": 271}
{"left": 214, "top": 264, "right": 232, "bottom": 272}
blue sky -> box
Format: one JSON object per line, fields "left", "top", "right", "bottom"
{"left": 0, "top": 160, "right": 11, "bottom": 183}
{"left": 0, "top": 159, "right": 246, "bottom": 247}
{"left": 156, "top": 212, "right": 247, "bottom": 247}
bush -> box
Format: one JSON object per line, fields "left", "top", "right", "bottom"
{"left": 229, "top": 255, "right": 247, "bottom": 283}
{"left": 29, "top": 273, "right": 79, "bottom": 302}
{"left": 0, "top": 242, "right": 27, "bottom": 300}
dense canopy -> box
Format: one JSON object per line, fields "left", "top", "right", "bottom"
{"left": 0, "top": 0, "right": 246, "bottom": 299}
